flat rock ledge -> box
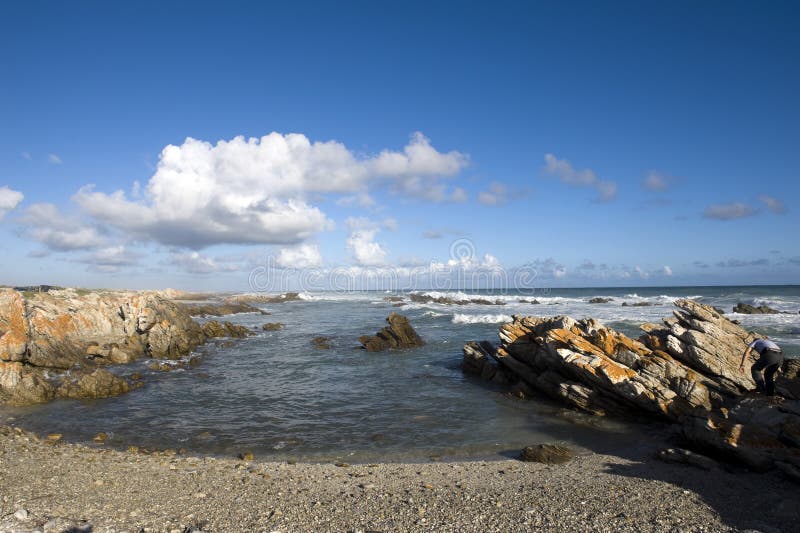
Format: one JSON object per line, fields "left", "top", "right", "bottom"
{"left": 0, "top": 288, "right": 249, "bottom": 406}
{"left": 463, "top": 298, "right": 800, "bottom": 478}
{"left": 359, "top": 313, "right": 424, "bottom": 352}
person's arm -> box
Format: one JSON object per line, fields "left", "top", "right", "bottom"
{"left": 739, "top": 346, "right": 753, "bottom": 372}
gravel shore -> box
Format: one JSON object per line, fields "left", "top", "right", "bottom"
{"left": 1, "top": 425, "right": 798, "bottom": 533}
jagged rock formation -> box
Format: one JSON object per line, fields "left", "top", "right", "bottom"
{"left": 588, "top": 297, "right": 613, "bottom": 304}
{"left": 0, "top": 288, "right": 231, "bottom": 405}
{"left": 359, "top": 313, "right": 424, "bottom": 352}
{"left": 463, "top": 299, "right": 800, "bottom": 476}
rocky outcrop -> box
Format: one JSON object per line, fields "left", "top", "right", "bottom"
{"left": 463, "top": 299, "right": 800, "bottom": 476}
{"left": 733, "top": 303, "right": 781, "bottom": 314}
{"left": 0, "top": 287, "right": 233, "bottom": 405}
{"left": 588, "top": 297, "right": 613, "bottom": 304}
{"left": 262, "top": 322, "right": 283, "bottom": 331}
{"left": 359, "top": 313, "right": 424, "bottom": 352}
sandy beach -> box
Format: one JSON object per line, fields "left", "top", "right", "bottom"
{"left": 2, "top": 424, "right": 798, "bottom": 533}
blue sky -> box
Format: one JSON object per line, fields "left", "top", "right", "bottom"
{"left": 1, "top": 0, "right": 798, "bottom": 290}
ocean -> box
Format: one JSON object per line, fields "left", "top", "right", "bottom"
{"left": 3, "top": 285, "right": 798, "bottom": 462}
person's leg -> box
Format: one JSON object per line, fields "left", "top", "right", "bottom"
{"left": 750, "top": 355, "right": 768, "bottom": 393}
{"left": 764, "top": 363, "right": 780, "bottom": 396}
{"left": 762, "top": 350, "right": 784, "bottom": 396}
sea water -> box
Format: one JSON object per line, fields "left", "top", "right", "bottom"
{"left": 2, "top": 286, "right": 798, "bottom": 461}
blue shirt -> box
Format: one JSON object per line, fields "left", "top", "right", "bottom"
{"left": 748, "top": 339, "right": 781, "bottom": 353}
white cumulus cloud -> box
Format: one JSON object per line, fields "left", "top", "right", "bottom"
{"left": 275, "top": 243, "right": 323, "bottom": 269}
{"left": 0, "top": 186, "right": 24, "bottom": 219}
{"left": 662, "top": 265, "right": 673, "bottom": 276}
{"left": 346, "top": 217, "right": 388, "bottom": 266}
{"left": 72, "top": 132, "right": 467, "bottom": 249}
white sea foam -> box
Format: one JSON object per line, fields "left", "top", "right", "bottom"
{"left": 452, "top": 313, "right": 513, "bottom": 324}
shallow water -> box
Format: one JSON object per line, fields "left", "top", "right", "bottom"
{"left": 3, "top": 285, "right": 798, "bottom": 461}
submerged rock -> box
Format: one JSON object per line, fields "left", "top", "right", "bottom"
{"left": 733, "top": 302, "right": 781, "bottom": 314}
{"left": 520, "top": 444, "right": 574, "bottom": 464}
{"left": 359, "top": 313, "right": 424, "bottom": 352}
{"left": 622, "top": 301, "right": 652, "bottom": 307}
{"left": 57, "top": 369, "right": 130, "bottom": 400}
{"left": 312, "top": 336, "right": 332, "bottom": 349}
{"left": 588, "top": 297, "right": 613, "bottom": 304}
{"left": 262, "top": 322, "right": 283, "bottom": 331}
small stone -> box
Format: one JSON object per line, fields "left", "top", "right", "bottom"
{"left": 335, "top": 462, "right": 350, "bottom": 468}
{"left": 239, "top": 451, "right": 254, "bottom": 461}
{"left": 92, "top": 432, "right": 108, "bottom": 443}
{"left": 520, "top": 444, "right": 574, "bottom": 464}
{"left": 46, "top": 433, "right": 62, "bottom": 442}
{"left": 14, "top": 508, "right": 29, "bottom": 521}
{"left": 194, "top": 492, "right": 207, "bottom": 499}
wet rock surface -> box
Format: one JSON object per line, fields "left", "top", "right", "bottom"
{"left": 261, "top": 322, "right": 283, "bottom": 331}
{"left": 463, "top": 299, "right": 800, "bottom": 477}
{"left": 359, "top": 313, "right": 425, "bottom": 352}
{"left": 520, "top": 444, "right": 574, "bottom": 464}
{"left": 733, "top": 302, "right": 782, "bottom": 314}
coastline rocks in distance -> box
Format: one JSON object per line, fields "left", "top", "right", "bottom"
{"left": 733, "top": 302, "right": 781, "bottom": 314}
{"left": 462, "top": 299, "right": 800, "bottom": 476}
{"left": 409, "top": 293, "right": 505, "bottom": 306}
{"left": 622, "top": 301, "right": 652, "bottom": 307}
{"left": 224, "top": 292, "right": 302, "bottom": 304}
{"left": 588, "top": 297, "right": 613, "bottom": 304}
{"left": 359, "top": 313, "right": 424, "bottom": 352}
{"left": 180, "top": 301, "right": 267, "bottom": 317}
{"left": 262, "top": 323, "right": 283, "bottom": 332}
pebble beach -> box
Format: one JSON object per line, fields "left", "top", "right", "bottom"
{"left": 2, "top": 425, "right": 799, "bottom": 533}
